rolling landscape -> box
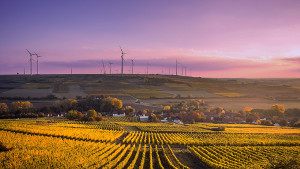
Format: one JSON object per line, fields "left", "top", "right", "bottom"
{"left": 1, "top": 0, "right": 300, "bottom": 169}
{"left": 0, "top": 74, "right": 300, "bottom": 168}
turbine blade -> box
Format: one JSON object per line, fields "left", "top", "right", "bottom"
{"left": 26, "top": 49, "right": 32, "bottom": 55}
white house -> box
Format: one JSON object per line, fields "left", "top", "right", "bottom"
{"left": 113, "top": 113, "right": 125, "bottom": 117}
{"left": 161, "top": 117, "right": 168, "bottom": 122}
{"left": 173, "top": 120, "right": 183, "bottom": 125}
{"left": 139, "top": 115, "right": 149, "bottom": 121}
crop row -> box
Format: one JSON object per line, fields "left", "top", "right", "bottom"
{"left": 188, "top": 145, "right": 300, "bottom": 168}
{"left": 0, "top": 130, "right": 189, "bottom": 169}
{"left": 123, "top": 131, "right": 300, "bottom": 146}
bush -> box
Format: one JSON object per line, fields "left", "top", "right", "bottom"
{"left": 261, "top": 120, "right": 273, "bottom": 126}
{"left": 88, "top": 117, "right": 95, "bottom": 121}
{"left": 293, "top": 120, "right": 300, "bottom": 127}
{"left": 95, "top": 116, "right": 104, "bottom": 121}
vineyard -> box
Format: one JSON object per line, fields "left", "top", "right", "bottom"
{"left": 0, "top": 118, "right": 299, "bottom": 168}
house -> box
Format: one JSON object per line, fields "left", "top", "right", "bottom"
{"left": 160, "top": 117, "right": 168, "bottom": 122}
{"left": 113, "top": 113, "right": 125, "bottom": 117}
{"left": 173, "top": 119, "right": 183, "bottom": 125}
{"left": 139, "top": 115, "right": 149, "bottom": 121}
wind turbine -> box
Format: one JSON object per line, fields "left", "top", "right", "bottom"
{"left": 119, "top": 46, "right": 126, "bottom": 75}
{"left": 176, "top": 59, "right": 179, "bottom": 76}
{"left": 102, "top": 60, "right": 106, "bottom": 74}
{"left": 26, "top": 49, "right": 35, "bottom": 76}
{"left": 131, "top": 59, "right": 134, "bottom": 74}
{"left": 109, "top": 62, "right": 113, "bottom": 74}
{"left": 34, "top": 52, "right": 42, "bottom": 75}
{"left": 146, "top": 63, "right": 150, "bottom": 75}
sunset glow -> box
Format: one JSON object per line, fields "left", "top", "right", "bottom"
{"left": 1, "top": 0, "right": 300, "bottom": 77}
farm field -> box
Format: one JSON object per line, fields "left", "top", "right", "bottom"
{"left": 1, "top": 75, "right": 300, "bottom": 111}
{"left": 0, "top": 118, "right": 299, "bottom": 168}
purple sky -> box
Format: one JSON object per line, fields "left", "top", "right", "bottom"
{"left": 1, "top": 0, "right": 300, "bottom": 77}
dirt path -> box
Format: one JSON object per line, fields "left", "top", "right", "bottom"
{"left": 121, "top": 126, "right": 141, "bottom": 132}
{"left": 172, "top": 147, "right": 210, "bottom": 169}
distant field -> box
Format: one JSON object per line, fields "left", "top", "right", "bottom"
{"left": 122, "top": 87, "right": 174, "bottom": 99}
{"left": 0, "top": 88, "right": 53, "bottom": 98}
{"left": 215, "top": 92, "right": 244, "bottom": 97}
{"left": 0, "top": 74, "right": 300, "bottom": 110}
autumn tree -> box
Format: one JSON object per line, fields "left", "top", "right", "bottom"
{"left": 124, "top": 106, "right": 135, "bottom": 117}
{"left": 243, "top": 107, "right": 253, "bottom": 112}
{"left": 163, "top": 106, "right": 171, "bottom": 112}
{"left": 271, "top": 104, "right": 285, "bottom": 117}
{"left": 11, "top": 101, "right": 33, "bottom": 113}
{"left": 54, "top": 99, "right": 77, "bottom": 112}
{"left": 95, "top": 113, "right": 104, "bottom": 121}
{"left": 87, "top": 109, "right": 97, "bottom": 118}
{"left": 148, "top": 114, "right": 160, "bottom": 122}
{"left": 66, "top": 110, "right": 80, "bottom": 120}
{"left": 0, "top": 103, "right": 8, "bottom": 114}
{"left": 111, "top": 98, "right": 123, "bottom": 110}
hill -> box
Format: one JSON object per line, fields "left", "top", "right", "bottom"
{"left": 0, "top": 74, "right": 300, "bottom": 111}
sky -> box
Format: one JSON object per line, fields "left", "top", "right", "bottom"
{"left": 0, "top": 0, "right": 300, "bottom": 78}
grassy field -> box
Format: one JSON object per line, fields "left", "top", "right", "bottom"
{"left": 0, "top": 118, "right": 299, "bottom": 168}
{"left": 0, "top": 74, "right": 300, "bottom": 111}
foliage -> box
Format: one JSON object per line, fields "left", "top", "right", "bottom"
{"left": 11, "top": 101, "right": 33, "bottom": 112}
{"left": 271, "top": 104, "right": 285, "bottom": 114}
{"left": 243, "top": 107, "right": 253, "bottom": 112}
{"left": 0, "top": 103, "right": 8, "bottom": 114}
{"left": 111, "top": 98, "right": 123, "bottom": 110}
{"left": 66, "top": 110, "right": 82, "bottom": 120}
{"left": 54, "top": 99, "right": 77, "bottom": 112}
{"left": 163, "top": 106, "right": 171, "bottom": 111}
{"left": 87, "top": 109, "right": 97, "bottom": 118}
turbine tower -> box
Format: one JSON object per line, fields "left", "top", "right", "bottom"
{"left": 146, "top": 63, "right": 150, "bottom": 75}
{"left": 34, "top": 52, "right": 42, "bottom": 75}
{"left": 109, "top": 62, "right": 113, "bottom": 74}
{"left": 176, "top": 59, "right": 179, "bottom": 76}
{"left": 102, "top": 60, "right": 106, "bottom": 74}
{"left": 119, "top": 46, "right": 126, "bottom": 75}
{"left": 26, "top": 49, "right": 34, "bottom": 76}
{"left": 131, "top": 59, "right": 134, "bottom": 74}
